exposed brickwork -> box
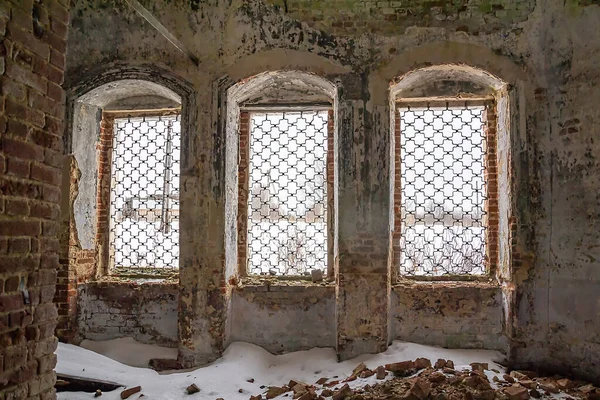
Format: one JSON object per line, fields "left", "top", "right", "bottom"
{"left": 95, "top": 114, "right": 114, "bottom": 277}
{"left": 264, "top": 0, "right": 535, "bottom": 35}
{"left": 237, "top": 111, "right": 250, "bottom": 276}
{"left": 483, "top": 105, "right": 499, "bottom": 274}
{"left": 326, "top": 110, "right": 334, "bottom": 278}
{"left": 0, "top": 0, "right": 70, "bottom": 398}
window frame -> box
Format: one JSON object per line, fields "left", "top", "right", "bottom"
{"left": 96, "top": 108, "right": 182, "bottom": 278}
{"left": 237, "top": 105, "right": 335, "bottom": 280}
{"left": 392, "top": 98, "right": 499, "bottom": 282}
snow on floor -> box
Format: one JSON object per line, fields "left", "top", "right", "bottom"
{"left": 56, "top": 339, "right": 506, "bottom": 400}
{"left": 80, "top": 337, "right": 178, "bottom": 368}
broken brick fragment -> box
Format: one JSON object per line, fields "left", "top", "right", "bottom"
{"left": 332, "top": 384, "right": 351, "bottom": 400}
{"left": 470, "top": 363, "right": 488, "bottom": 372}
{"left": 385, "top": 360, "right": 415, "bottom": 375}
{"left": 404, "top": 378, "right": 431, "bottom": 400}
{"left": 266, "top": 386, "right": 288, "bottom": 399}
{"left": 121, "top": 386, "right": 142, "bottom": 399}
{"left": 504, "top": 385, "right": 530, "bottom": 400}
{"left": 186, "top": 384, "right": 200, "bottom": 395}
{"left": 415, "top": 358, "right": 432, "bottom": 370}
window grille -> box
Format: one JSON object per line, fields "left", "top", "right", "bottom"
{"left": 109, "top": 115, "right": 181, "bottom": 271}
{"left": 398, "top": 103, "right": 490, "bottom": 276}
{"left": 246, "top": 111, "right": 328, "bottom": 276}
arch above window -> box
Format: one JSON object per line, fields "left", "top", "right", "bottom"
{"left": 224, "top": 71, "right": 338, "bottom": 280}
{"left": 390, "top": 65, "right": 512, "bottom": 281}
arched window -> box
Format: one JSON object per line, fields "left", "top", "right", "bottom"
{"left": 391, "top": 66, "right": 508, "bottom": 278}
{"left": 70, "top": 79, "right": 184, "bottom": 275}
{"left": 226, "top": 71, "right": 337, "bottom": 278}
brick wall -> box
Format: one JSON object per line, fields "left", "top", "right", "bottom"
{"left": 0, "top": 0, "right": 70, "bottom": 398}
{"left": 264, "top": 0, "right": 535, "bottom": 35}
{"left": 95, "top": 114, "right": 113, "bottom": 277}
{"left": 237, "top": 112, "right": 250, "bottom": 276}
{"left": 483, "top": 105, "right": 499, "bottom": 274}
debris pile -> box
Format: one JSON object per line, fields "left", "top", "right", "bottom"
{"left": 250, "top": 358, "right": 599, "bottom": 400}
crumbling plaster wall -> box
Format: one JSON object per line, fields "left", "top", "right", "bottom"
{"left": 392, "top": 283, "right": 506, "bottom": 351}
{"left": 229, "top": 285, "right": 336, "bottom": 353}
{"left": 64, "top": 0, "right": 600, "bottom": 381}
{"left": 77, "top": 281, "right": 178, "bottom": 347}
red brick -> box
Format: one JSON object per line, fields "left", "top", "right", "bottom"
{"left": 0, "top": 294, "right": 24, "bottom": 313}
{"left": 47, "top": 81, "right": 64, "bottom": 104}
{"left": 5, "top": 198, "right": 29, "bottom": 216}
{"left": 0, "top": 220, "right": 40, "bottom": 237}
{"left": 5, "top": 97, "right": 46, "bottom": 127}
{"left": 44, "top": 29, "right": 66, "bottom": 53}
{"left": 30, "top": 201, "right": 59, "bottom": 220}
{"left": 4, "top": 276, "right": 20, "bottom": 292}
{"left": 2, "top": 137, "right": 44, "bottom": 161}
{"left": 6, "top": 156, "right": 30, "bottom": 178}
{"left": 31, "top": 163, "right": 61, "bottom": 186}
{"left": 48, "top": 2, "right": 69, "bottom": 24}
{"left": 0, "top": 178, "right": 42, "bottom": 200}
{"left": 44, "top": 115, "right": 62, "bottom": 135}
{"left": 25, "top": 326, "right": 39, "bottom": 341}
{"left": 8, "top": 238, "right": 30, "bottom": 254}
{"left": 30, "top": 128, "right": 62, "bottom": 151}
{"left": 32, "top": 54, "right": 49, "bottom": 77}
{"left": 13, "top": 45, "right": 35, "bottom": 68}
{"left": 39, "top": 237, "right": 58, "bottom": 252}
{"left": 41, "top": 184, "right": 60, "bottom": 203}
{"left": 49, "top": 47, "right": 65, "bottom": 70}
{"left": 47, "top": 64, "right": 63, "bottom": 85}
{"left": 7, "top": 118, "right": 30, "bottom": 138}
{"left": 44, "top": 148, "right": 63, "bottom": 168}
{"left": 50, "top": 17, "right": 68, "bottom": 40}
{"left": 41, "top": 221, "right": 59, "bottom": 236}
{"left": 29, "top": 92, "right": 60, "bottom": 118}
{"left": 7, "top": 25, "right": 50, "bottom": 59}
{"left": 2, "top": 77, "right": 27, "bottom": 102}
{"left": 5, "top": 58, "right": 47, "bottom": 95}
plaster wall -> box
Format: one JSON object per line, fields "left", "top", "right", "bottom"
{"left": 77, "top": 281, "right": 179, "bottom": 347}
{"left": 392, "top": 283, "right": 506, "bottom": 351}
{"left": 228, "top": 285, "right": 336, "bottom": 353}
{"left": 63, "top": 0, "right": 600, "bottom": 381}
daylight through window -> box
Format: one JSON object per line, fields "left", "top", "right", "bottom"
{"left": 398, "top": 103, "right": 492, "bottom": 276}
{"left": 109, "top": 115, "right": 181, "bottom": 271}
{"left": 246, "top": 111, "right": 328, "bottom": 276}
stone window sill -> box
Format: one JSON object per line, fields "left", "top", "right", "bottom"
{"left": 397, "top": 272, "right": 496, "bottom": 283}
{"left": 235, "top": 276, "right": 335, "bottom": 292}
{"left": 393, "top": 277, "right": 499, "bottom": 289}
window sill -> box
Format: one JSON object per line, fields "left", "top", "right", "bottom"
{"left": 102, "top": 271, "right": 178, "bottom": 285}
{"left": 235, "top": 276, "right": 335, "bottom": 292}
{"left": 397, "top": 274, "right": 495, "bottom": 283}
{"left": 394, "top": 276, "right": 499, "bottom": 289}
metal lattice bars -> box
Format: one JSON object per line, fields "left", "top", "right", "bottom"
{"left": 398, "top": 103, "right": 489, "bottom": 276}
{"left": 246, "top": 111, "right": 329, "bottom": 276}
{"left": 109, "top": 115, "right": 181, "bottom": 271}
